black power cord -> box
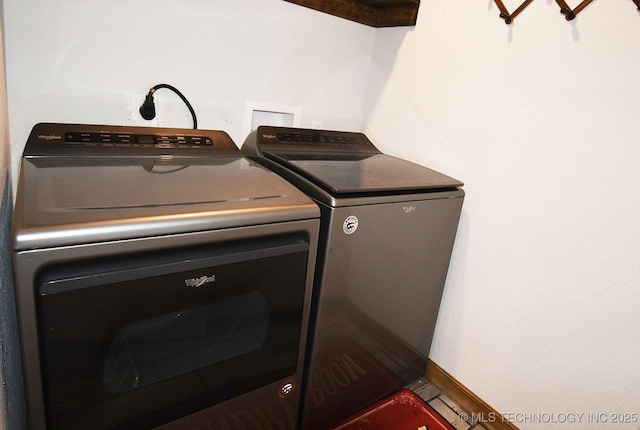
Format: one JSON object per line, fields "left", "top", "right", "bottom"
{"left": 139, "top": 83, "right": 198, "bottom": 129}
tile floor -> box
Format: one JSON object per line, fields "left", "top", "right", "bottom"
{"left": 406, "top": 377, "right": 487, "bottom": 430}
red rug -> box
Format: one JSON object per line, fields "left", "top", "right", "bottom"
{"left": 330, "top": 389, "right": 456, "bottom": 430}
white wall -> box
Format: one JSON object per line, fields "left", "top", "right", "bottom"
{"left": 1, "top": 1, "right": 25, "bottom": 428}
{"left": 3, "top": 0, "right": 375, "bottom": 190}
{"left": 364, "top": 1, "right": 640, "bottom": 428}
{"left": 4, "top": 0, "right": 640, "bottom": 429}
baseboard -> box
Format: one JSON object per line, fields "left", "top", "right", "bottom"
{"left": 426, "top": 360, "right": 519, "bottom": 430}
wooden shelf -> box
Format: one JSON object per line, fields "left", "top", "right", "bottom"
{"left": 284, "top": 0, "right": 420, "bottom": 27}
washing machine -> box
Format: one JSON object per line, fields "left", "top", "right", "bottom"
{"left": 242, "top": 126, "right": 464, "bottom": 430}
{"left": 11, "top": 123, "right": 320, "bottom": 430}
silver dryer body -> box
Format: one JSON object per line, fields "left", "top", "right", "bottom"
{"left": 12, "top": 123, "right": 320, "bottom": 430}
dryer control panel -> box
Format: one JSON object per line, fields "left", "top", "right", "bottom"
{"left": 64, "top": 131, "right": 213, "bottom": 148}
{"left": 24, "top": 123, "right": 239, "bottom": 157}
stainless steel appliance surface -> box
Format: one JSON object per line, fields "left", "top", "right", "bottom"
{"left": 242, "top": 126, "right": 464, "bottom": 430}
{"left": 12, "top": 123, "right": 320, "bottom": 430}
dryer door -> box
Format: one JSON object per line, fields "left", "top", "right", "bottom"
{"left": 35, "top": 235, "right": 309, "bottom": 430}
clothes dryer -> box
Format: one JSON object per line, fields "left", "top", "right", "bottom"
{"left": 12, "top": 123, "right": 320, "bottom": 430}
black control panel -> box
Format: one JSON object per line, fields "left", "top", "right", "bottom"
{"left": 252, "top": 126, "right": 379, "bottom": 155}
{"left": 24, "top": 123, "right": 239, "bottom": 157}
{"left": 65, "top": 131, "right": 213, "bottom": 147}
{"left": 275, "top": 132, "right": 358, "bottom": 146}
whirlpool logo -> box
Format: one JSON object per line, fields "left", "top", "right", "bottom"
{"left": 37, "top": 134, "right": 62, "bottom": 141}
{"left": 184, "top": 275, "right": 216, "bottom": 288}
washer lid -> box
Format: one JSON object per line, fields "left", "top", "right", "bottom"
{"left": 245, "top": 126, "right": 463, "bottom": 195}
{"left": 265, "top": 152, "right": 463, "bottom": 194}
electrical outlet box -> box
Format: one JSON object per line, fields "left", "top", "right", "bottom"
{"left": 243, "top": 102, "right": 301, "bottom": 139}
